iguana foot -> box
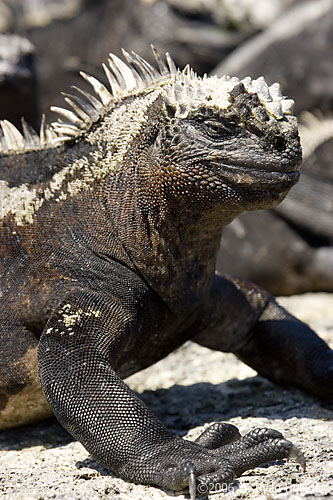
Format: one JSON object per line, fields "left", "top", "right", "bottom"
{"left": 194, "top": 426, "right": 305, "bottom": 498}
{"left": 142, "top": 424, "right": 305, "bottom": 499}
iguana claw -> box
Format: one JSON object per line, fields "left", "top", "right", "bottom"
{"left": 289, "top": 444, "right": 306, "bottom": 472}
{"left": 187, "top": 463, "right": 197, "bottom": 500}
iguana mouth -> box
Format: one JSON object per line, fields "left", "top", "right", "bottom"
{"left": 210, "top": 161, "right": 300, "bottom": 189}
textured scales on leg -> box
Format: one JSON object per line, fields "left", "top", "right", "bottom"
{"left": 0, "top": 46, "right": 331, "bottom": 496}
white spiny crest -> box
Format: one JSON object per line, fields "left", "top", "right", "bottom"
{"left": 0, "top": 46, "right": 295, "bottom": 155}
{"left": 0, "top": 120, "right": 25, "bottom": 152}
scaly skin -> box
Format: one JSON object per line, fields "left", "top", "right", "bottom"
{"left": 0, "top": 49, "right": 332, "bottom": 497}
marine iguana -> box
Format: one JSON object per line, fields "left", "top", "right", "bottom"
{"left": 1, "top": 48, "right": 332, "bottom": 498}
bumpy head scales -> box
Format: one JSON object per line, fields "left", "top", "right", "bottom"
{"left": 0, "top": 46, "right": 295, "bottom": 154}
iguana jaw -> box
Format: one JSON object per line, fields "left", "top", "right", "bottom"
{"left": 208, "top": 160, "right": 300, "bottom": 190}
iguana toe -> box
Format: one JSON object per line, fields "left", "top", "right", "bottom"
{"left": 194, "top": 422, "right": 241, "bottom": 449}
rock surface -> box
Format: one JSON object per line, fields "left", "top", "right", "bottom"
{"left": 0, "top": 293, "right": 332, "bottom": 500}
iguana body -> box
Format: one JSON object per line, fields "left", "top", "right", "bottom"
{"left": 0, "top": 49, "right": 332, "bottom": 497}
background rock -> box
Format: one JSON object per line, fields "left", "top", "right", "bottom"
{"left": 0, "top": 33, "right": 38, "bottom": 129}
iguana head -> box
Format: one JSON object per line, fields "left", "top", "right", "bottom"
{"left": 148, "top": 66, "right": 301, "bottom": 212}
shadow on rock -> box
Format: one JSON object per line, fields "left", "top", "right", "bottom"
{"left": 0, "top": 417, "right": 72, "bottom": 451}
{"left": 138, "top": 376, "right": 331, "bottom": 434}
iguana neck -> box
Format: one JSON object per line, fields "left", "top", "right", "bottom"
{"left": 106, "top": 172, "right": 238, "bottom": 314}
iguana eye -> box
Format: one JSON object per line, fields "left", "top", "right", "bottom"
{"left": 203, "top": 119, "right": 232, "bottom": 138}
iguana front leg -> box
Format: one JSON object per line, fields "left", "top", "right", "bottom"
{"left": 38, "top": 287, "right": 304, "bottom": 497}
{"left": 194, "top": 273, "right": 333, "bottom": 401}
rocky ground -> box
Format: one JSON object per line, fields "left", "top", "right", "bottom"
{"left": 0, "top": 293, "right": 332, "bottom": 500}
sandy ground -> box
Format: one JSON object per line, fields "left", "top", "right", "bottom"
{"left": 0, "top": 293, "right": 332, "bottom": 500}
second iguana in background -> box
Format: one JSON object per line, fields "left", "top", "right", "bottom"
{"left": 1, "top": 47, "right": 332, "bottom": 499}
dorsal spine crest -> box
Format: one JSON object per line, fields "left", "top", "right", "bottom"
{"left": 0, "top": 46, "right": 294, "bottom": 155}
